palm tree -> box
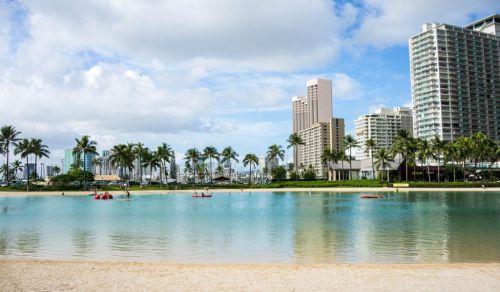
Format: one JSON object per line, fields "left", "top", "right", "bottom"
{"left": 266, "top": 144, "right": 285, "bottom": 164}
{"left": 454, "top": 137, "right": 472, "bottom": 181}
{"left": 393, "top": 130, "right": 412, "bottom": 182}
{"left": 157, "top": 143, "right": 174, "bottom": 186}
{"left": 14, "top": 139, "right": 33, "bottom": 191}
{"left": 11, "top": 160, "right": 23, "bottom": 180}
{"left": 203, "top": 146, "right": 219, "bottom": 183}
{"left": 343, "top": 135, "right": 360, "bottom": 180}
{"left": 52, "top": 165, "right": 61, "bottom": 176}
{"left": 0, "top": 125, "right": 22, "bottom": 185}
{"left": 444, "top": 142, "right": 458, "bottom": 182}
{"left": 484, "top": 139, "right": 499, "bottom": 180}
{"left": 470, "top": 132, "right": 488, "bottom": 176}
{"left": 185, "top": 148, "right": 201, "bottom": 185}
{"left": 374, "top": 148, "right": 394, "bottom": 182}
{"left": 365, "top": 138, "right": 377, "bottom": 179}
{"left": 431, "top": 135, "right": 447, "bottom": 182}
{"left": 286, "top": 133, "right": 305, "bottom": 175}
{"left": 142, "top": 149, "right": 160, "bottom": 185}
{"left": 73, "top": 135, "right": 98, "bottom": 187}
{"left": 91, "top": 157, "right": 104, "bottom": 175}
{"left": 243, "top": 153, "right": 259, "bottom": 184}
{"left": 321, "top": 149, "right": 338, "bottom": 180}
{"left": 133, "top": 143, "right": 147, "bottom": 185}
{"left": 109, "top": 144, "right": 135, "bottom": 185}
{"left": 30, "top": 138, "right": 50, "bottom": 179}
{"left": 221, "top": 146, "right": 239, "bottom": 182}
{"left": 417, "top": 139, "right": 433, "bottom": 182}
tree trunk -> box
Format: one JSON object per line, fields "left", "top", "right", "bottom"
{"left": 349, "top": 148, "right": 352, "bottom": 180}
{"left": 370, "top": 150, "right": 375, "bottom": 180}
{"left": 405, "top": 151, "right": 408, "bottom": 182}
{"left": 387, "top": 168, "right": 390, "bottom": 183}
{"left": 26, "top": 156, "right": 30, "bottom": 192}
{"left": 249, "top": 165, "right": 252, "bottom": 185}
{"left": 427, "top": 162, "right": 431, "bottom": 182}
{"left": 463, "top": 160, "right": 466, "bottom": 182}
{"left": 83, "top": 151, "right": 86, "bottom": 188}
{"left": 34, "top": 156, "right": 38, "bottom": 180}
{"left": 209, "top": 157, "right": 213, "bottom": 183}
{"left": 6, "top": 148, "right": 10, "bottom": 185}
{"left": 437, "top": 157, "right": 440, "bottom": 182}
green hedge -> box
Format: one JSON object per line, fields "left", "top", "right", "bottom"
{"left": 407, "top": 181, "right": 500, "bottom": 188}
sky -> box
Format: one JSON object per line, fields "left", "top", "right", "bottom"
{"left": 0, "top": 0, "right": 497, "bottom": 168}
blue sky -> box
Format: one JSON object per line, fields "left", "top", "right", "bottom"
{"left": 0, "top": 0, "right": 497, "bottom": 167}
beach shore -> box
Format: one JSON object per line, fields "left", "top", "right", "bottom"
{"left": 1, "top": 260, "right": 499, "bottom": 291}
{"left": 0, "top": 187, "right": 499, "bottom": 196}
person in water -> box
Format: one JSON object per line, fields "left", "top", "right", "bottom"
{"left": 126, "top": 190, "right": 130, "bottom": 198}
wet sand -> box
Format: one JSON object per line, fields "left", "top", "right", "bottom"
{"left": 1, "top": 260, "right": 499, "bottom": 291}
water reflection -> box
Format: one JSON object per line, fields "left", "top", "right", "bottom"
{"left": 0, "top": 192, "right": 499, "bottom": 263}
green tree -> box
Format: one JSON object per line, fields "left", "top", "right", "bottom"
{"left": 133, "top": 143, "right": 147, "bottom": 184}
{"left": 30, "top": 138, "right": 50, "bottom": 179}
{"left": 243, "top": 153, "right": 259, "bottom": 184}
{"left": 302, "top": 166, "right": 316, "bottom": 180}
{"left": 52, "top": 165, "right": 61, "bottom": 176}
{"left": 0, "top": 125, "right": 22, "bottom": 185}
{"left": 454, "top": 137, "right": 472, "bottom": 181}
{"left": 365, "top": 138, "right": 377, "bottom": 180}
{"left": 169, "top": 152, "right": 177, "bottom": 180}
{"left": 431, "top": 135, "right": 447, "bottom": 182}
{"left": 417, "top": 139, "right": 433, "bottom": 182}
{"left": 470, "top": 132, "right": 488, "bottom": 176}
{"left": 14, "top": 139, "right": 33, "bottom": 191}
{"left": 393, "top": 130, "right": 412, "bottom": 182}
{"left": 185, "top": 148, "right": 201, "bottom": 184}
{"left": 374, "top": 148, "right": 394, "bottom": 182}
{"left": 221, "top": 146, "right": 239, "bottom": 182}
{"left": 286, "top": 133, "right": 305, "bottom": 175}
{"left": 266, "top": 144, "right": 285, "bottom": 175}
{"left": 142, "top": 149, "right": 160, "bottom": 185}
{"left": 321, "top": 149, "right": 338, "bottom": 180}
{"left": 343, "top": 135, "right": 360, "bottom": 180}
{"left": 203, "top": 146, "right": 219, "bottom": 183}
{"left": 109, "top": 144, "right": 135, "bottom": 185}
{"left": 270, "top": 165, "right": 286, "bottom": 181}
{"left": 157, "top": 143, "right": 174, "bottom": 186}
{"left": 11, "top": 160, "right": 23, "bottom": 180}
{"left": 73, "top": 135, "right": 98, "bottom": 187}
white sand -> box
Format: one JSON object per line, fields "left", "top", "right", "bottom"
{"left": 1, "top": 187, "right": 499, "bottom": 197}
{"left": 1, "top": 260, "right": 499, "bottom": 291}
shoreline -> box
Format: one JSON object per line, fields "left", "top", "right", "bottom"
{"left": 2, "top": 259, "right": 499, "bottom": 291}
{"left": 1, "top": 187, "right": 500, "bottom": 196}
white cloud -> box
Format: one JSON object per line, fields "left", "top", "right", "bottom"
{"left": 332, "top": 73, "right": 362, "bottom": 100}
{"left": 353, "top": 0, "right": 498, "bottom": 48}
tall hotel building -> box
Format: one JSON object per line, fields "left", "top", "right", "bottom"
{"left": 292, "top": 79, "right": 345, "bottom": 177}
{"left": 409, "top": 14, "right": 500, "bottom": 141}
{"left": 355, "top": 107, "right": 413, "bottom": 160}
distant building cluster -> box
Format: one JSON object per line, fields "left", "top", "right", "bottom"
{"left": 291, "top": 14, "right": 499, "bottom": 180}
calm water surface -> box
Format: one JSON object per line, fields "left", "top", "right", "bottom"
{"left": 1, "top": 191, "right": 499, "bottom": 263}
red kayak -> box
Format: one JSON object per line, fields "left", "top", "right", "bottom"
{"left": 360, "top": 195, "right": 384, "bottom": 199}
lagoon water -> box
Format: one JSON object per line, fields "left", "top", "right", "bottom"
{"left": 1, "top": 191, "right": 499, "bottom": 263}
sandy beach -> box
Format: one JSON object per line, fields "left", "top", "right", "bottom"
{"left": 1, "top": 260, "right": 499, "bottom": 291}
{"left": 1, "top": 187, "right": 500, "bottom": 196}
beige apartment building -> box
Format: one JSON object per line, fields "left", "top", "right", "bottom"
{"left": 292, "top": 79, "right": 345, "bottom": 178}
{"left": 355, "top": 107, "right": 413, "bottom": 160}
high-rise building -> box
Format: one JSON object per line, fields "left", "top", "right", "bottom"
{"left": 355, "top": 107, "right": 413, "bottom": 160}
{"left": 307, "top": 79, "right": 333, "bottom": 126}
{"left": 63, "top": 149, "right": 95, "bottom": 173}
{"left": 409, "top": 14, "right": 500, "bottom": 141}
{"left": 63, "top": 149, "right": 75, "bottom": 174}
{"left": 292, "top": 79, "right": 345, "bottom": 177}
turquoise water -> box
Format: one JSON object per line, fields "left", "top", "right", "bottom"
{"left": 1, "top": 192, "right": 499, "bottom": 263}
